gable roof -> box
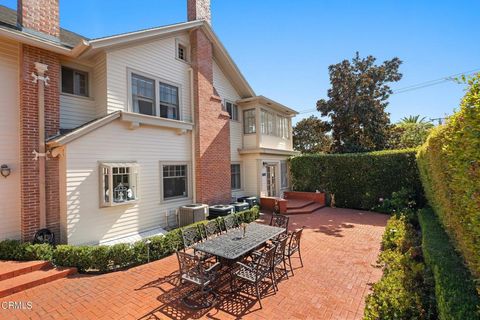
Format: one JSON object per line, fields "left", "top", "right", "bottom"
{"left": 0, "top": 5, "right": 87, "bottom": 48}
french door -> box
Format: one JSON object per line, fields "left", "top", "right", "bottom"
{"left": 266, "top": 165, "right": 277, "bottom": 197}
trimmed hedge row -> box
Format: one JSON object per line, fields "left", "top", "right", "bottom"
{"left": 364, "top": 212, "right": 436, "bottom": 320}
{"left": 0, "top": 207, "right": 260, "bottom": 273}
{"left": 289, "top": 149, "right": 423, "bottom": 210}
{"left": 416, "top": 74, "right": 480, "bottom": 283}
{"left": 418, "top": 208, "right": 480, "bottom": 320}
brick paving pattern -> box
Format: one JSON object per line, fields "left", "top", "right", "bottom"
{"left": 1, "top": 208, "right": 388, "bottom": 320}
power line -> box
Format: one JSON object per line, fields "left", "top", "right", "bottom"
{"left": 295, "top": 67, "right": 480, "bottom": 115}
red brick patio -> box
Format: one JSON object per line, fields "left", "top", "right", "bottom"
{"left": 1, "top": 208, "right": 388, "bottom": 320}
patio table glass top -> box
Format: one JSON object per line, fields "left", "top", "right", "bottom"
{"left": 193, "top": 222, "right": 285, "bottom": 260}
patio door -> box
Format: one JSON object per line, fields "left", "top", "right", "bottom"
{"left": 266, "top": 165, "right": 277, "bottom": 197}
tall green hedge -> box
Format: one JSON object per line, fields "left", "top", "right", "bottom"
{"left": 416, "top": 74, "right": 480, "bottom": 283}
{"left": 418, "top": 208, "right": 480, "bottom": 319}
{"left": 289, "top": 149, "right": 423, "bottom": 210}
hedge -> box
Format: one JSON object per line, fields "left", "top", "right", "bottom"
{"left": 364, "top": 212, "right": 436, "bottom": 320}
{"left": 418, "top": 208, "right": 480, "bottom": 320}
{"left": 0, "top": 207, "right": 260, "bottom": 273}
{"left": 289, "top": 149, "right": 423, "bottom": 210}
{"left": 416, "top": 74, "right": 480, "bottom": 283}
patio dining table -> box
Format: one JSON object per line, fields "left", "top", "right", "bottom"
{"left": 193, "top": 222, "right": 286, "bottom": 260}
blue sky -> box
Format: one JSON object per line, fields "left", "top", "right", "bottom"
{"left": 4, "top": 0, "right": 479, "bottom": 124}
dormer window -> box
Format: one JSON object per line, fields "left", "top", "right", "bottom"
{"left": 61, "top": 66, "right": 88, "bottom": 97}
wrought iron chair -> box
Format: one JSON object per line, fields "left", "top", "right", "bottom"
{"left": 285, "top": 227, "right": 304, "bottom": 275}
{"left": 222, "top": 214, "right": 238, "bottom": 232}
{"left": 270, "top": 214, "right": 289, "bottom": 231}
{"left": 201, "top": 220, "right": 221, "bottom": 240}
{"left": 181, "top": 225, "right": 214, "bottom": 261}
{"left": 233, "top": 245, "right": 277, "bottom": 308}
{"left": 176, "top": 251, "right": 220, "bottom": 309}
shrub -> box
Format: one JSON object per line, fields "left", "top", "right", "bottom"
{"left": 416, "top": 74, "right": 480, "bottom": 283}
{"left": 289, "top": 149, "right": 424, "bottom": 210}
{"left": 365, "top": 212, "right": 436, "bottom": 320}
{"left": 418, "top": 208, "right": 480, "bottom": 320}
{"left": 0, "top": 207, "right": 260, "bottom": 273}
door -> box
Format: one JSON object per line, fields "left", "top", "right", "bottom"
{"left": 266, "top": 165, "right": 277, "bottom": 197}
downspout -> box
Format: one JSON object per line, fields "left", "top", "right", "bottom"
{"left": 32, "top": 62, "right": 49, "bottom": 229}
{"left": 188, "top": 67, "right": 196, "bottom": 203}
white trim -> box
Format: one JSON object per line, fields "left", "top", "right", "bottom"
{"left": 237, "top": 95, "right": 298, "bottom": 116}
{"left": 98, "top": 161, "right": 139, "bottom": 208}
{"left": 159, "top": 161, "right": 192, "bottom": 204}
{"left": 238, "top": 147, "right": 299, "bottom": 156}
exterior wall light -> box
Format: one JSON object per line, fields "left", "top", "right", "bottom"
{"left": 1, "top": 164, "right": 11, "bottom": 178}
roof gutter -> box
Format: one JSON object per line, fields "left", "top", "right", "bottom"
{"left": 0, "top": 26, "right": 89, "bottom": 57}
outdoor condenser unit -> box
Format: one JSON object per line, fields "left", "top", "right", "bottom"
{"left": 178, "top": 204, "right": 209, "bottom": 227}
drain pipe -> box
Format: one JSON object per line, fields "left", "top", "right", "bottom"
{"left": 188, "top": 67, "right": 196, "bottom": 203}
{"left": 32, "top": 62, "right": 49, "bottom": 229}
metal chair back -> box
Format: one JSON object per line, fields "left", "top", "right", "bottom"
{"left": 202, "top": 220, "right": 220, "bottom": 239}
{"left": 270, "top": 214, "right": 289, "bottom": 231}
{"left": 288, "top": 227, "right": 304, "bottom": 255}
{"left": 181, "top": 225, "right": 202, "bottom": 250}
{"left": 254, "top": 245, "right": 276, "bottom": 281}
{"left": 223, "top": 214, "right": 238, "bottom": 232}
{"left": 273, "top": 234, "right": 288, "bottom": 265}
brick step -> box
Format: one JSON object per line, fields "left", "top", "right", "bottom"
{"left": 0, "top": 266, "right": 77, "bottom": 298}
{"left": 286, "top": 202, "right": 325, "bottom": 215}
{"left": 286, "top": 199, "right": 315, "bottom": 210}
{"left": 0, "top": 260, "right": 51, "bottom": 281}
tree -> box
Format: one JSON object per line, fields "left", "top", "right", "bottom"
{"left": 293, "top": 116, "right": 332, "bottom": 153}
{"left": 399, "top": 115, "right": 428, "bottom": 124}
{"left": 388, "top": 122, "right": 434, "bottom": 149}
{"left": 317, "top": 52, "right": 402, "bottom": 153}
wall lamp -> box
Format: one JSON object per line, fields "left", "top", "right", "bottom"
{"left": 1, "top": 164, "right": 11, "bottom": 178}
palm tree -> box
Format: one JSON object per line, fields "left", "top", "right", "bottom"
{"left": 399, "top": 115, "right": 428, "bottom": 124}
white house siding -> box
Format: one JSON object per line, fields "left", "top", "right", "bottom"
{"left": 65, "top": 120, "right": 192, "bottom": 245}
{"left": 0, "top": 39, "right": 21, "bottom": 240}
{"left": 93, "top": 53, "right": 107, "bottom": 118}
{"left": 105, "top": 34, "right": 192, "bottom": 122}
{"left": 60, "top": 94, "right": 96, "bottom": 129}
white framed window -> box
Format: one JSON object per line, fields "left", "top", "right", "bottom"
{"left": 261, "top": 109, "right": 275, "bottom": 135}
{"left": 61, "top": 66, "right": 88, "bottom": 97}
{"left": 161, "top": 163, "right": 189, "bottom": 201}
{"left": 276, "top": 115, "right": 290, "bottom": 139}
{"left": 129, "top": 70, "right": 181, "bottom": 120}
{"left": 280, "top": 160, "right": 288, "bottom": 188}
{"left": 244, "top": 109, "right": 256, "bottom": 134}
{"left": 231, "top": 163, "right": 241, "bottom": 190}
{"left": 100, "top": 162, "right": 139, "bottom": 207}
{"left": 224, "top": 100, "right": 238, "bottom": 121}
{"left": 175, "top": 38, "right": 189, "bottom": 63}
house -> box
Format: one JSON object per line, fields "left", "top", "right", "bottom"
{"left": 0, "top": 0, "right": 298, "bottom": 245}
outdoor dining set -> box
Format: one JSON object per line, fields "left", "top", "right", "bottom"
{"left": 176, "top": 214, "right": 305, "bottom": 309}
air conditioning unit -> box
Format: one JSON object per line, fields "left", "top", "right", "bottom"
{"left": 178, "top": 204, "right": 209, "bottom": 227}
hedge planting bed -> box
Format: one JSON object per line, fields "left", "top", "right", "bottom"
{"left": 289, "top": 149, "right": 423, "bottom": 210}
{"left": 0, "top": 207, "right": 259, "bottom": 273}
{"left": 418, "top": 208, "right": 480, "bottom": 320}
{"left": 416, "top": 74, "right": 480, "bottom": 283}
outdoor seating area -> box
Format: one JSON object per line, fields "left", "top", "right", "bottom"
{"left": 177, "top": 214, "right": 303, "bottom": 309}
{"left": 2, "top": 207, "right": 388, "bottom": 319}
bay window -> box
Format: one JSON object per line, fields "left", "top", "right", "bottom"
{"left": 260, "top": 110, "right": 274, "bottom": 135}
{"left": 243, "top": 109, "right": 256, "bottom": 134}
{"left": 100, "top": 162, "right": 139, "bottom": 207}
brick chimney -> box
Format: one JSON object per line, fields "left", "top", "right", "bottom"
{"left": 187, "top": 0, "right": 231, "bottom": 204}
{"left": 17, "top": 0, "right": 60, "bottom": 38}
{"left": 187, "top": 0, "right": 211, "bottom": 25}
{"left": 18, "top": 0, "right": 62, "bottom": 241}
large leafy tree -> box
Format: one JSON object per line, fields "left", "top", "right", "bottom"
{"left": 317, "top": 53, "right": 402, "bottom": 153}
{"left": 293, "top": 116, "right": 332, "bottom": 153}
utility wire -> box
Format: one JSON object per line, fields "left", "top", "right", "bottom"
{"left": 295, "top": 67, "right": 480, "bottom": 115}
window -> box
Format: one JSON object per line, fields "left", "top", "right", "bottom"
{"left": 280, "top": 161, "right": 288, "bottom": 188}
{"left": 132, "top": 73, "right": 156, "bottom": 116}
{"left": 231, "top": 164, "right": 241, "bottom": 190}
{"left": 130, "top": 72, "right": 181, "bottom": 120}
{"left": 162, "top": 164, "right": 188, "bottom": 200}
{"left": 244, "top": 109, "right": 256, "bottom": 134}
{"left": 61, "top": 66, "right": 88, "bottom": 97}
{"left": 261, "top": 110, "right": 274, "bottom": 135}
{"left": 100, "top": 162, "right": 138, "bottom": 207}
{"left": 277, "top": 115, "right": 290, "bottom": 139}
{"left": 224, "top": 101, "right": 238, "bottom": 121}
{"left": 177, "top": 43, "right": 187, "bottom": 62}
